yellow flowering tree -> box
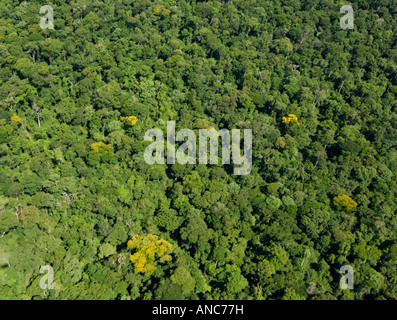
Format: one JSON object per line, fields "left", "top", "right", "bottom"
{"left": 10, "top": 114, "right": 32, "bottom": 141}
{"left": 333, "top": 194, "right": 357, "bottom": 211}
{"left": 11, "top": 114, "right": 22, "bottom": 122}
{"left": 127, "top": 234, "right": 173, "bottom": 276}
{"left": 282, "top": 114, "right": 300, "bottom": 125}
{"left": 120, "top": 115, "right": 137, "bottom": 126}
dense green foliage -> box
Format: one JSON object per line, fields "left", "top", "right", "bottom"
{"left": 0, "top": 0, "right": 396, "bottom": 300}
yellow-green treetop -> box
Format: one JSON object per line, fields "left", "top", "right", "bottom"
{"left": 153, "top": 5, "right": 170, "bottom": 15}
{"left": 90, "top": 142, "right": 112, "bottom": 156}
